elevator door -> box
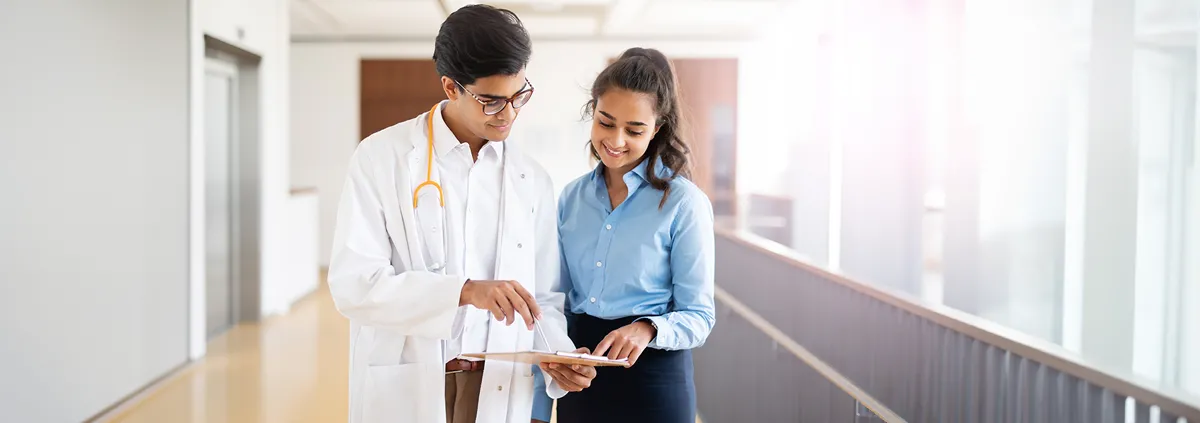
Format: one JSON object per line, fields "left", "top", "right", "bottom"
{"left": 205, "top": 59, "right": 238, "bottom": 338}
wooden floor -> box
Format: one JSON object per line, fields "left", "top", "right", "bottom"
{"left": 103, "top": 280, "right": 697, "bottom": 423}
{"left": 104, "top": 283, "right": 350, "bottom": 423}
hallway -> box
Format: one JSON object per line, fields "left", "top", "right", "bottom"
{"left": 107, "top": 282, "right": 350, "bottom": 423}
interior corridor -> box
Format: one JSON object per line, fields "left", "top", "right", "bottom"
{"left": 106, "top": 276, "right": 349, "bottom": 423}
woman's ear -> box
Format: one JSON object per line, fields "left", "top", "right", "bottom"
{"left": 440, "top": 76, "right": 459, "bottom": 101}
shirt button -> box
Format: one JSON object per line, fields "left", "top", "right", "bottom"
{"left": 517, "top": 243, "right": 523, "bottom": 248}
{"left": 595, "top": 261, "right": 603, "bottom": 267}
{"left": 497, "top": 385, "right": 503, "bottom": 391}
{"left": 606, "top": 224, "right": 613, "bottom": 230}
{"left": 590, "top": 297, "right": 597, "bottom": 303}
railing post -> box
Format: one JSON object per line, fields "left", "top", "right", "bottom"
{"left": 855, "top": 400, "right": 880, "bottom": 422}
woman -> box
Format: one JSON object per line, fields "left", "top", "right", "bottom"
{"left": 547, "top": 47, "right": 716, "bottom": 423}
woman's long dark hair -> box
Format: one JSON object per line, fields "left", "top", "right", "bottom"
{"left": 584, "top": 47, "right": 691, "bottom": 208}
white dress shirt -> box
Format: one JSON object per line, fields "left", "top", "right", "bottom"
{"left": 415, "top": 106, "right": 504, "bottom": 363}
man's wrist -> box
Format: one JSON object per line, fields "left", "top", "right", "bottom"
{"left": 459, "top": 279, "right": 473, "bottom": 306}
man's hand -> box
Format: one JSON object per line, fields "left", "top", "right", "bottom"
{"left": 459, "top": 280, "right": 542, "bottom": 330}
{"left": 538, "top": 347, "right": 598, "bottom": 392}
{"left": 593, "top": 320, "right": 656, "bottom": 366}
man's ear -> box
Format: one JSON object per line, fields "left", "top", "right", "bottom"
{"left": 441, "top": 76, "right": 459, "bottom": 101}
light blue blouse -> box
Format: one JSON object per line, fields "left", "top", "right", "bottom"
{"left": 559, "top": 159, "right": 716, "bottom": 349}
{"left": 533, "top": 159, "right": 716, "bottom": 421}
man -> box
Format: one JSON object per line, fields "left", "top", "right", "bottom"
{"left": 327, "top": 5, "right": 595, "bottom": 423}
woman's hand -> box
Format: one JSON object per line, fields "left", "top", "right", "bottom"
{"left": 593, "top": 320, "right": 657, "bottom": 366}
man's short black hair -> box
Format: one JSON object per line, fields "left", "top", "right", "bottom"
{"left": 433, "top": 4, "right": 532, "bottom": 87}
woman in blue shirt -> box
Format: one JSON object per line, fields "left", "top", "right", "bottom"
{"left": 546, "top": 47, "right": 716, "bottom": 423}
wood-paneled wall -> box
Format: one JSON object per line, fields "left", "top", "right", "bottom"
{"left": 673, "top": 58, "right": 739, "bottom": 222}
{"left": 360, "top": 60, "right": 447, "bottom": 141}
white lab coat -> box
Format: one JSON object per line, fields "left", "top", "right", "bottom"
{"left": 328, "top": 105, "right": 574, "bottom": 423}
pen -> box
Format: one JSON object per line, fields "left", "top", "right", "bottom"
{"left": 533, "top": 319, "right": 553, "bottom": 352}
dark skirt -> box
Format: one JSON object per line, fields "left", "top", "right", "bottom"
{"left": 556, "top": 314, "right": 697, "bottom": 423}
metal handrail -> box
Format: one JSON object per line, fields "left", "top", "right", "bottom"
{"left": 715, "top": 286, "right": 907, "bottom": 423}
{"left": 717, "top": 227, "right": 1200, "bottom": 420}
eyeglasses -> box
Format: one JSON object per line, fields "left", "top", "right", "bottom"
{"left": 454, "top": 78, "right": 534, "bottom": 116}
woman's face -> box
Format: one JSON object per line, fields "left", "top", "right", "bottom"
{"left": 590, "top": 88, "right": 659, "bottom": 175}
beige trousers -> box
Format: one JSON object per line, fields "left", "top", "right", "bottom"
{"left": 444, "top": 371, "right": 484, "bottom": 423}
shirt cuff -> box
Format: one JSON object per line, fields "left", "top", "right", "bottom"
{"left": 637, "top": 316, "right": 672, "bottom": 350}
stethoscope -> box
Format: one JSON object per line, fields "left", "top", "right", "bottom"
{"left": 413, "top": 104, "right": 445, "bottom": 209}
{"left": 412, "top": 103, "right": 508, "bottom": 275}
{"left": 412, "top": 104, "right": 448, "bottom": 273}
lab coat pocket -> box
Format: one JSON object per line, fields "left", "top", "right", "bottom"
{"left": 508, "top": 372, "right": 537, "bottom": 423}
{"left": 362, "top": 362, "right": 442, "bottom": 423}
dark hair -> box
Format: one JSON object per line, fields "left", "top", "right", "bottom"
{"left": 585, "top": 47, "right": 691, "bottom": 208}
{"left": 432, "top": 5, "right": 532, "bottom": 87}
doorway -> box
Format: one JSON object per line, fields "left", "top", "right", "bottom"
{"left": 204, "top": 57, "right": 239, "bottom": 339}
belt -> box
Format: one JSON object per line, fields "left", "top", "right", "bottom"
{"left": 445, "top": 358, "right": 485, "bottom": 374}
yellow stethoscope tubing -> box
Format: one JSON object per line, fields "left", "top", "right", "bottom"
{"left": 413, "top": 103, "right": 444, "bottom": 209}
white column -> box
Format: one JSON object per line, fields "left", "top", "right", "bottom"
{"left": 1182, "top": 23, "right": 1200, "bottom": 395}
{"left": 833, "top": 0, "right": 925, "bottom": 294}
{"left": 1074, "top": 0, "right": 1138, "bottom": 371}
{"left": 945, "top": 0, "right": 1074, "bottom": 343}
{"left": 785, "top": 5, "right": 834, "bottom": 266}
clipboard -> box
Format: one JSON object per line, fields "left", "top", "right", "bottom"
{"left": 462, "top": 319, "right": 630, "bottom": 367}
{"left": 460, "top": 351, "right": 631, "bottom": 367}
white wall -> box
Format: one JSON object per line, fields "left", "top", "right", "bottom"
{"left": 272, "top": 192, "right": 321, "bottom": 316}
{"left": 1184, "top": 24, "right": 1200, "bottom": 395}
{"left": 0, "top": 1, "right": 189, "bottom": 421}
{"left": 190, "top": 0, "right": 292, "bottom": 357}
{"left": 291, "top": 40, "right": 745, "bottom": 267}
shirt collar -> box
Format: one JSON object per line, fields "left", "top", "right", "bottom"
{"left": 594, "top": 157, "right": 670, "bottom": 181}
{"left": 483, "top": 139, "right": 504, "bottom": 160}
{"left": 429, "top": 101, "right": 459, "bottom": 158}
{"left": 430, "top": 101, "right": 506, "bottom": 160}
{"left": 629, "top": 158, "right": 653, "bottom": 183}
{"left": 590, "top": 157, "right": 672, "bottom": 197}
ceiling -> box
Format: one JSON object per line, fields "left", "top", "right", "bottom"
{"left": 291, "top": 0, "right": 791, "bottom": 42}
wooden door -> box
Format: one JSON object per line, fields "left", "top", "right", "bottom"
{"left": 672, "top": 58, "right": 739, "bottom": 225}
{"left": 360, "top": 60, "right": 447, "bottom": 141}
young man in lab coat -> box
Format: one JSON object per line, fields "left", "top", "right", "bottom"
{"left": 327, "top": 5, "right": 595, "bottom": 423}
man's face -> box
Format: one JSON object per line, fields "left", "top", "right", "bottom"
{"left": 443, "top": 70, "right": 531, "bottom": 141}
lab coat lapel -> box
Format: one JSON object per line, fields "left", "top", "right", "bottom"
{"left": 488, "top": 150, "right": 534, "bottom": 351}
{"left": 500, "top": 149, "right": 535, "bottom": 303}
{"left": 395, "top": 125, "right": 427, "bottom": 272}
{"left": 476, "top": 147, "right": 536, "bottom": 423}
